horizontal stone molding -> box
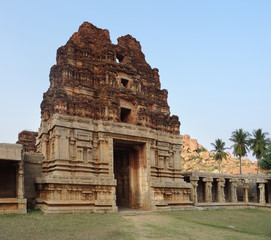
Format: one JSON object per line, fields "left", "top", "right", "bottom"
{"left": 0, "top": 144, "right": 22, "bottom": 161}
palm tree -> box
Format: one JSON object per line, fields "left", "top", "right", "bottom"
{"left": 248, "top": 129, "right": 270, "bottom": 174}
{"left": 229, "top": 129, "right": 250, "bottom": 175}
{"left": 211, "top": 139, "right": 228, "bottom": 173}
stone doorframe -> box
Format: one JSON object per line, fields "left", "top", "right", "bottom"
{"left": 113, "top": 139, "right": 150, "bottom": 210}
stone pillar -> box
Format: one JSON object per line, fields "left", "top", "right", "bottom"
{"left": 229, "top": 179, "right": 238, "bottom": 203}
{"left": 190, "top": 176, "right": 199, "bottom": 204}
{"left": 242, "top": 179, "right": 249, "bottom": 203}
{"left": 17, "top": 161, "right": 24, "bottom": 199}
{"left": 217, "top": 178, "right": 225, "bottom": 203}
{"left": 98, "top": 133, "right": 109, "bottom": 164}
{"left": 203, "top": 177, "right": 213, "bottom": 202}
{"left": 257, "top": 180, "right": 267, "bottom": 204}
{"left": 123, "top": 175, "right": 129, "bottom": 200}
{"left": 17, "top": 153, "right": 27, "bottom": 213}
{"left": 258, "top": 183, "right": 265, "bottom": 204}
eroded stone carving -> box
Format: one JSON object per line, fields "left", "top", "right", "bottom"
{"left": 40, "top": 22, "right": 180, "bottom": 134}
{"left": 217, "top": 178, "right": 225, "bottom": 203}
{"left": 229, "top": 179, "right": 238, "bottom": 203}
{"left": 203, "top": 177, "right": 213, "bottom": 203}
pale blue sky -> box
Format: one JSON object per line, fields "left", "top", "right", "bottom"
{"left": 0, "top": 1, "right": 270, "bottom": 161}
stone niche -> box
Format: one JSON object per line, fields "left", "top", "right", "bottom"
{"left": 35, "top": 22, "right": 191, "bottom": 214}
{"left": 0, "top": 144, "right": 27, "bottom": 214}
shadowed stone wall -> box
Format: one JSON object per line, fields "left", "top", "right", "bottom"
{"left": 23, "top": 153, "right": 43, "bottom": 208}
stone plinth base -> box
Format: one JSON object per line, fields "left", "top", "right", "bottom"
{"left": 36, "top": 178, "right": 117, "bottom": 214}
{"left": 0, "top": 198, "right": 27, "bottom": 214}
{"left": 152, "top": 183, "right": 193, "bottom": 210}
{"left": 36, "top": 200, "right": 117, "bottom": 214}
{"left": 155, "top": 202, "right": 194, "bottom": 211}
{"left": 194, "top": 202, "right": 271, "bottom": 210}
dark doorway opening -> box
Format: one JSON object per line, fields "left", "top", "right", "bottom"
{"left": 225, "top": 179, "right": 230, "bottom": 202}
{"left": 265, "top": 183, "right": 269, "bottom": 203}
{"left": 113, "top": 140, "right": 147, "bottom": 210}
{"left": 197, "top": 178, "right": 205, "bottom": 202}
{"left": 114, "top": 149, "right": 130, "bottom": 207}
{"left": 0, "top": 160, "right": 17, "bottom": 198}
{"left": 212, "top": 180, "right": 218, "bottom": 202}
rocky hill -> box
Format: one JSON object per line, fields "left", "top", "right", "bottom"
{"left": 181, "top": 134, "right": 257, "bottom": 174}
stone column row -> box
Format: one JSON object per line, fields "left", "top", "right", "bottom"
{"left": 189, "top": 176, "right": 268, "bottom": 204}
{"left": 189, "top": 177, "right": 238, "bottom": 203}
{"left": 242, "top": 179, "right": 267, "bottom": 204}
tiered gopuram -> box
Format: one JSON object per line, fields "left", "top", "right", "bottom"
{"left": 36, "top": 22, "right": 191, "bottom": 213}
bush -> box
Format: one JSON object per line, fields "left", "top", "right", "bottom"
{"left": 196, "top": 148, "right": 207, "bottom": 153}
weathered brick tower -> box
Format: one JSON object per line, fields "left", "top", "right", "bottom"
{"left": 36, "top": 22, "right": 191, "bottom": 213}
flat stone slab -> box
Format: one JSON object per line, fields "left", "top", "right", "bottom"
{"left": 0, "top": 144, "right": 22, "bottom": 161}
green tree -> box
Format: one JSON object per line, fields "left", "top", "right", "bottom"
{"left": 259, "top": 144, "right": 271, "bottom": 172}
{"left": 248, "top": 129, "right": 270, "bottom": 174}
{"left": 229, "top": 128, "right": 250, "bottom": 175}
{"left": 211, "top": 139, "right": 228, "bottom": 173}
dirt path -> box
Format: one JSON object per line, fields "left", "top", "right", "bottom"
{"left": 123, "top": 214, "right": 173, "bottom": 239}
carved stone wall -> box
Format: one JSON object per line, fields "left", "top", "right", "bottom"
{"left": 36, "top": 114, "right": 191, "bottom": 213}
{"left": 23, "top": 153, "right": 43, "bottom": 208}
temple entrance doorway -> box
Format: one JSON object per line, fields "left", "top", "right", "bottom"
{"left": 113, "top": 139, "right": 149, "bottom": 210}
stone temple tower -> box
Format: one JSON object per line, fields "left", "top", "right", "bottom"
{"left": 36, "top": 22, "right": 191, "bottom": 213}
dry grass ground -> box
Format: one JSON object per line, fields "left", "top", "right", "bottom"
{"left": 0, "top": 208, "right": 270, "bottom": 240}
